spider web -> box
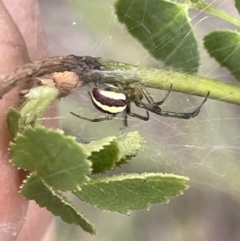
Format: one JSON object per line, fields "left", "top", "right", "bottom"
{"left": 38, "top": 0, "right": 240, "bottom": 240}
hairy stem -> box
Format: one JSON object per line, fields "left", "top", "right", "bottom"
{"left": 190, "top": 1, "right": 240, "bottom": 27}
{"left": 98, "top": 58, "right": 240, "bottom": 106}
{"left": 1, "top": 55, "right": 240, "bottom": 106}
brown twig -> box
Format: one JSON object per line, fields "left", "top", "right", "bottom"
{"left": 0, "top": 55, "right": 104, "bottom": 99}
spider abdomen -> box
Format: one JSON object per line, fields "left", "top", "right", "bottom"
{"left": 90, "top": 87, "right": 127, "bottom": 114}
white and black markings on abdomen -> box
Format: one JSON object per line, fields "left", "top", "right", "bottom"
{"left": 90, "top": 87, "right": 127, "bottom": 114}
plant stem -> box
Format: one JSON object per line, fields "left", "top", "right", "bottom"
{"left": 190, "top": 1, "right": 240, "bottom": 27}
{"left": 98, "top": 58, "right": 240, "bottom": 106}
{"left": 1, "top": 55, "right": 240, "bottom": 106}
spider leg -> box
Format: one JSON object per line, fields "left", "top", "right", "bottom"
{"left": 135, "top": 91, "right": 210, "bottom": 119}
{"left": 142, "top": 84, "right": 172, "bottom": 105}
{"left": 126, "top": 104, "right": 149, "bottom": 121}
{"left": 123, "top": 109, "right": 128, "bottom": 127}
{"left": 70, "top": 111, "right": 116, "bottom": 122}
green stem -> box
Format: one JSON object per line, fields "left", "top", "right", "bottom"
{"left": 3, "top": 55, "right": 240, "bottom": 107}
{"left": 190, "top": 1, "right": 240, "bottom": 27}
{"left": 98, "top": 58, "right": 240, "bottom": 105}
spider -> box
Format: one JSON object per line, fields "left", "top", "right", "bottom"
{"left": 70, "top": 83, "right": 209, "bottom": 127}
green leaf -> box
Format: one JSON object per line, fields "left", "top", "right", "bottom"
{"left": 204, "top": 30, "right": 240, "bottom": 81}
{"left": 7, "top": 108, "right": 21, "bottom": 137}
{"left": 117, "top": 131, "right": 145, "bottom": 162}
{"left": 21, "top": 174, "right": 96, "bottom": 235}
{"left": 235, "top": 0, "right": 240, "bottom": 14}
{"left": 75, "top": 173, "right": 189, "bottom": 214}
{"left": 85, "top": 132, "right": 145, "bottom": 173}
{"left": 11, "top": 127, "right": 91, "bottom": 191}
{"left": 19, "top": 86, "right": 59, "bottom": 129}
{"left": 115, "top": 0, "right": 199, "bottom": 72}
{"left": 85, "top": 137, "right": 120, "bottom": 174}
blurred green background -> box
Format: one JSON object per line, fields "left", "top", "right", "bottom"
{"left": 38, "top": 0, "right": 240, "bottom": 240}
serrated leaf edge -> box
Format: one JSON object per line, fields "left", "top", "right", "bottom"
{"left": 76, "top": 173, "right": 189, "bottom": 214}
{"left": 20, "top": 173, "right": 96, "bottom": 235}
